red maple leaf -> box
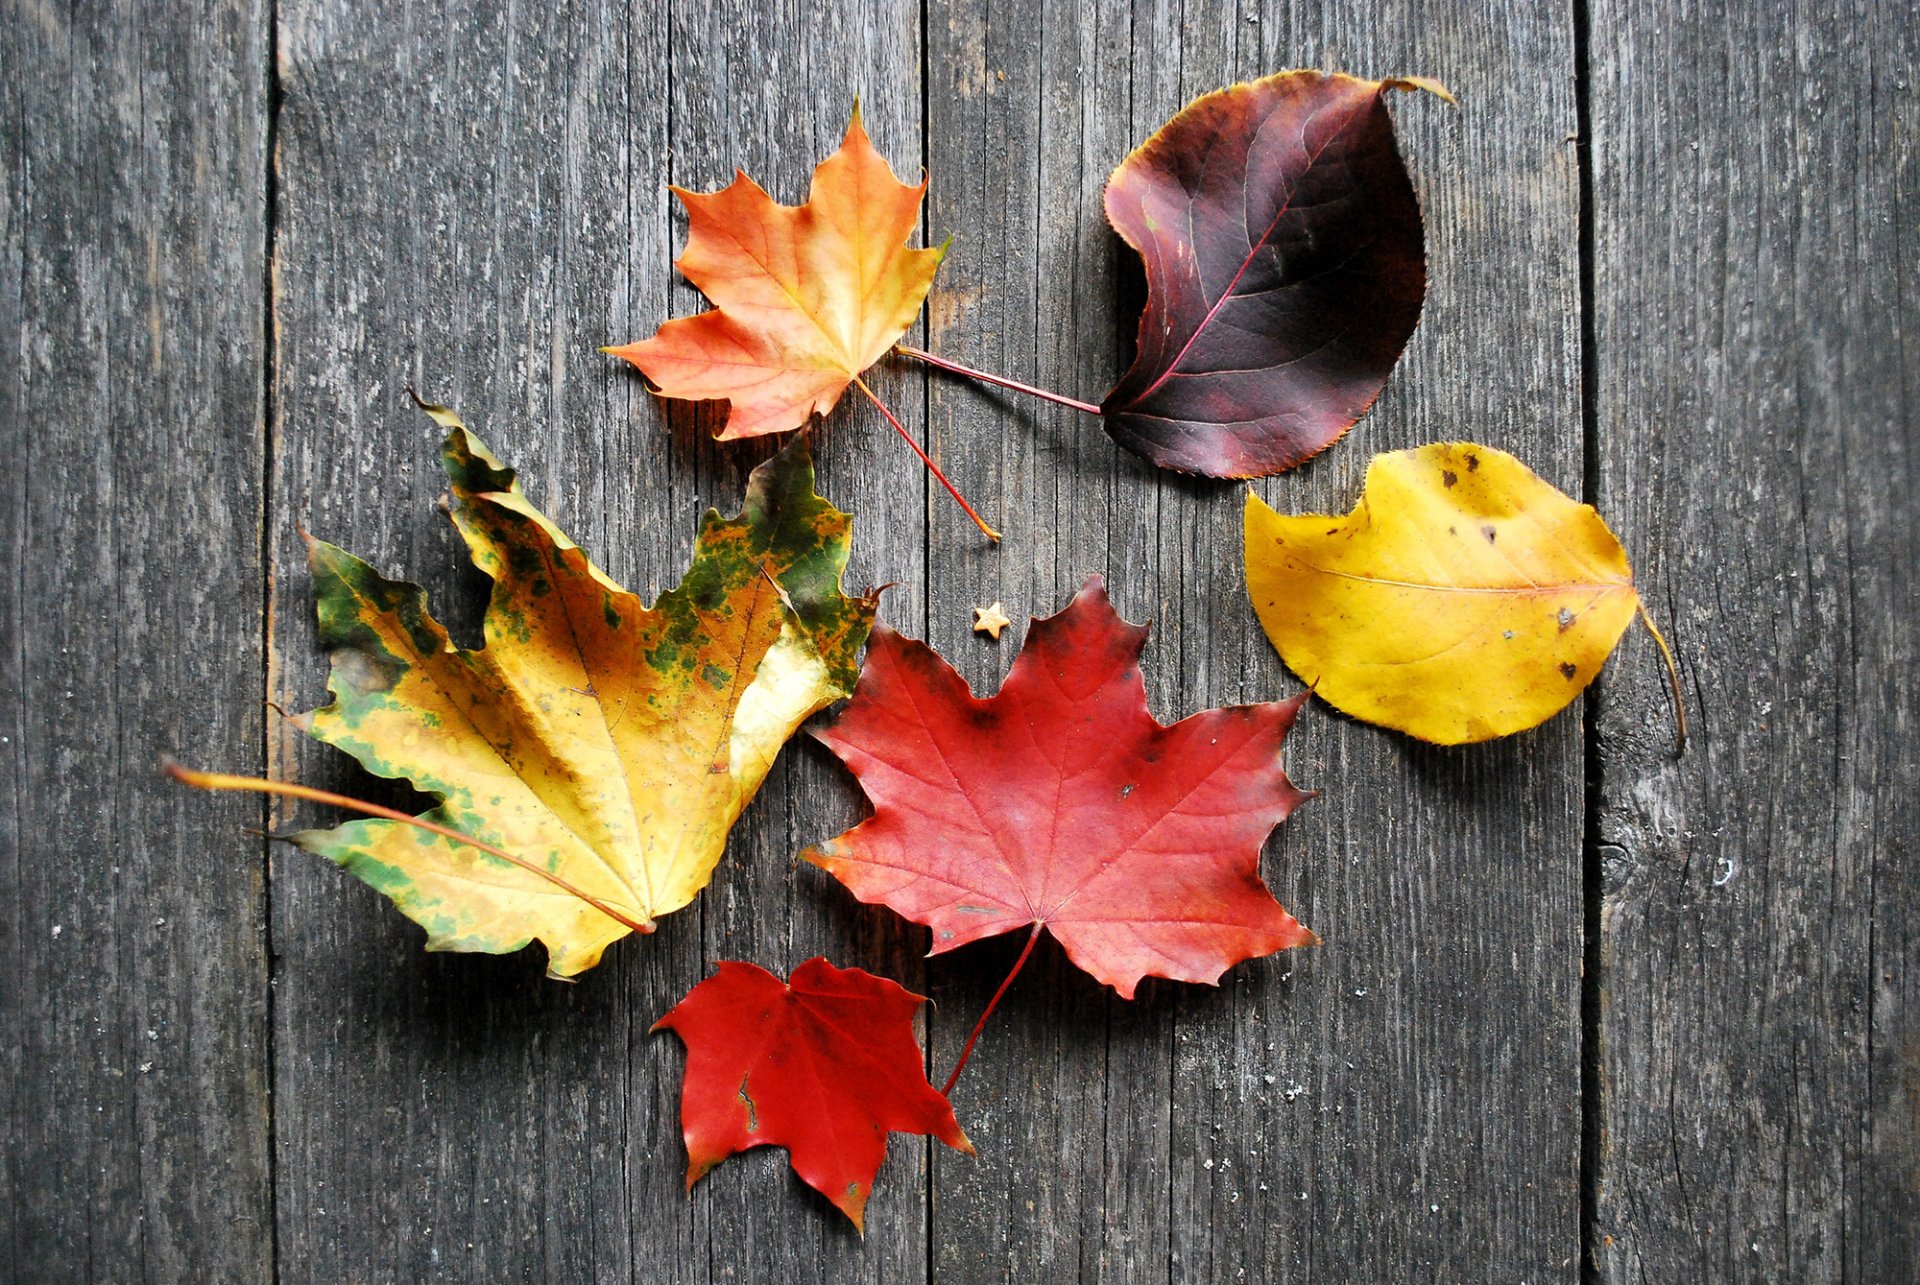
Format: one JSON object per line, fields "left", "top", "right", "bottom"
{"left": 653, "top": 957, "right": 971, "bottom": 1232}
{"left": 803, "top": 576, "right": 1317, "bottom": 1011}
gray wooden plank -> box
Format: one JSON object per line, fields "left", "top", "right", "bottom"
{"left": 661, "top": 1, "right": 935, "bottom": 1276}
{"left": 1587, "top": 0, "right": 1919, "bottom": 1278}
{"left": 270, "top": 1, "right": 943, "bottom": 1278}
{"left": 925, "top": 1, "right": 1587, "bottom": 1279}
{"left": 0, "top": 1, "right": 273, "bottom": 1280}
{"left": 1182, "top": 10, "right": 1588, "bottom": 1275}
{"left": 921, "top": 2, "right": 1168, "bottom": 1281}
{"left": 268, "top": 3, "right": 699, "bottom": 1280}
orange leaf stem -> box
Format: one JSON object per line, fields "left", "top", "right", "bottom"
{"left": 893, "top": 344, "right": 1103, "bottom": 416}
{"left": 162, "top": 760, "right": 655, "bottom": 935}
{"left": 1635, "top": 600, "right": 1689, "bottom": 757}
{"left": 851, "top": 374, "right": 1001, "bottom": 542}
{"left": 940, "top": 921, "right": 1043, "bottom": 1097}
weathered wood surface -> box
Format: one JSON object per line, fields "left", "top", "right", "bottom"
{"left": 0, "top": 1, "right": 274, "bottom": 1281}
{"left": 267, "top": 2, "right": 934, "bottom": 1279}
{"left": 920, "top": 4, "right": 1587, "bottom": 1281}
{"left": 267, "top": 6, "right": 676, "bottom": 1280}
{"left": 1586, "top": 0, "right": 1919, "bottom": 1279}
{"left": 1, "top": 0, "right": 1911, "bottom": 1281}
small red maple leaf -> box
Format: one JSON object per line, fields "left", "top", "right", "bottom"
{"left": 653, "top": 957, "right": 971, "bottom": 1232}
{"left": 804, "top": 575, "right": 1317, "bottom": 1002}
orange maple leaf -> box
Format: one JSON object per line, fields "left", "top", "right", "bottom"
{"left": 610, "top": 107, "right": 940, "bottom": 438}
{"left": 611, "top": 108, "right": 999, "bottom": 540}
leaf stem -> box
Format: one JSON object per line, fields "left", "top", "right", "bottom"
{"left": 892, "top": 344, "right": 1104, "bottom": 417}
{"left": 163, "top": 760, "right": 655, "bottom": 934}
{"left": 851, "top": 374, "right": 1001, "bottom": 541}
{"left": 1634, "top": 601, "right": 1688, "bottom": 757}
{"left": 940, "top": 921, "right": 1043, "bottom": 1097}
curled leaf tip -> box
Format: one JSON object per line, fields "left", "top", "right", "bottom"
{"left": 1382, "top": 75, "right": 1456, "bottom": 104}
{"left": 405, "top": 386, "right": 466, "bottom": 430}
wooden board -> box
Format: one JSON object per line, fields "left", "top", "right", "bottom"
{"left": 921, "top": 5, "right": 1582, "bottom": 1275}
{"left": 663, "top": 3, "right": 934, "bottom": 1280}
{"left": 4, "top": 0, "right": 1915, "bottom": 1279}
{"left": 266, "top": 5, "right": 684, "bottom": 1279}
{"left": 0, "top": 1, "right": 273, "bottom": 1279}
{"left": 922, "top": 3, "right": 1587, "bottom": 1279}
{"left": 1586, "top": 0, "right": 1920, "bottom": 1277}
{"left": 267, "top": 0, "right": 929, "bottom": 1279}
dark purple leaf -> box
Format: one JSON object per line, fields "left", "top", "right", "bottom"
{"left": 1102, "top": 71, "right": 1448, "bottom": 477}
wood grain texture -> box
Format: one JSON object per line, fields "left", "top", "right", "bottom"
{"left": 0, "top": 1, "right": 273, "bottom": 1280}
{"left": 920, "top": 3, "right": 1154, "bottom": 1281}
{"left": 9, "top": 0, "right": 1914, "bottom": 1279}
{"left": 269, "top": 0, "right": 929, "bottom": 1279}
{"left": 923, "top": 2, "right": 1585, "bottom": 1279}
{"left": 663, "top": 0, "right": 934, "bottom": 1278}
{"left": 1586, "top": 0, "right": 1920, "bottom": 1278}
{"left": 267, "top": 4, "right": 690, "bottom": 1280}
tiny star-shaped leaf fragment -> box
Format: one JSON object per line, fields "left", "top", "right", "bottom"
{"left": 972, "top": 602, "right": 1011, "bottom": 640}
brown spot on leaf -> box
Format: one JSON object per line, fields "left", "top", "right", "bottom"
{"left": 1559, "top": 662, "right": 1577, "bottom": 679}
{"left": 1466, "top": 454, "right": 1480, "bottom": 472}
{"left": 737, "top": 1075, "right": 759, "bottom": 1132}
{"left": 1481, "top": 525, "right": 1497, "bottom": 543}
{"left": 1442, "top": 470, "right": 1458, "bottom": 488}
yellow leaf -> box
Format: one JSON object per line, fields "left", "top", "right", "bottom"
{"left": 1243, "top": 442, "right": 1641, "bottom": 744}
{"left": 291, "top": 414, "right": 872, "bottom": 977}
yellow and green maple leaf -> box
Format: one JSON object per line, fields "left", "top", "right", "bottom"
{"left": 293, "top": 409, "right": 871, "bottom": 976}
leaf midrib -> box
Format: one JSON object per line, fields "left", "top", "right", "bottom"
{"left": 1118, "top": 92, "right": 1376, "bottom": 411}
{"left": 1296, "top": 566, "right": 1635, "bottom": 596}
